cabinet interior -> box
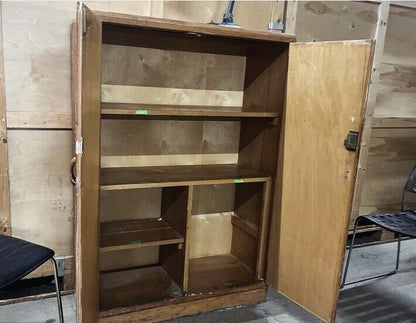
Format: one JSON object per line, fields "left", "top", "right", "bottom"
{"left": 97, "top": 21, "right": 288, "bottom": 314}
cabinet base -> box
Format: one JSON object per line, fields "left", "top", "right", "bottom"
{"left": 99, "top": 282, "right": 267, "bottom": 322}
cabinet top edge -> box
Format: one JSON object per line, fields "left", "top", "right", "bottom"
{"left": 291, "top": 39, "right": 374, "bottom": 46}
{"left": 91, "top": 9, "right": 296, "bottom": 44}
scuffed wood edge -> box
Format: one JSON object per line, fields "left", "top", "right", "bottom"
{"left": 256, "top": 180, "right": 272, "bottom": 279}
{"left": 0, "top": 290, "right": 74, "bottom": 306}
{"left": 0, "top": 3, "right": 11, "bottom": 236}
{"left": 372, "top": 117, "right": 416, "bottom": 128}
{"left": 71, "top": 4, "right": 83, "bottom": 321}
{"left": 284, "top": 0, "right": 298, "bottom": 35}
{"left": 98, "top": 283, "right": 267, "bottom": 322}
{"left": 366, "top": 0, "right": 416, "bottom": 10}
{"left": 6, "top": 112, "right": 72, "bottom": 129}
{"left": 350, "top": 1, "right": 390, "bottom": 223}
{"left": 182, "top": 185, "right": 193, "bottom": 292}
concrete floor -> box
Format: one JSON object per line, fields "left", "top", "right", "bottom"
{"left": 1, "top": 239, "right": 415, "bottom": 323}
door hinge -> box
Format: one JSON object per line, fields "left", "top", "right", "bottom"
{"left": 81, "top": 6, "right": 87, "bottom": 35}
{"left": 75, "top": 137, "right": 83, "bottom": 155}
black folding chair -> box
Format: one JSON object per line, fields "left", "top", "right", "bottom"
{"left": 341, "top": 164, "right": 416, "bottom": 288}
{"left": 0, "top": 235, "right": 64, "bottom": 322}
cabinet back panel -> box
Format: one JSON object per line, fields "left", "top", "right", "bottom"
{"left": 100, "top": 247, "right": 159, "bottom": 271}
{"left": 102, "top": 44, "right": 246, "bottom": 91}
{"left": 100, "top": 189, "right": 161, "bottom": 222}
{"left": 101, "top": 119, "right": 240, "bottom": 168}
{"left": 102, "top": 23, "right": 248, "bottom": 56}
{"left": 101, "top": 120, "right": 240, "bottom": 155}
{"left": 192, "top": 184, "right": 235, "bottom": 215}
{"left": 101, "top": 43, "right": 245, "bottom": 107}
{"left": 189, "top": 212, "right": 233, "bottom": 259}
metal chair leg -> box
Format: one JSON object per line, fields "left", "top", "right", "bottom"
{"left": 341, "top": 217, "right": 360, "bottom": 288}
{"left": 395, "top": 234, "right": 401, "bottom": 272}
{"left": 50, "top": 258, "right": 64, "bottom": 323}
{"left": 341, "top": 217, "right": 400, "bottom": 288}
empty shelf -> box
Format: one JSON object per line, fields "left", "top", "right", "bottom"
{"left": 101, "top": 103, "right": 278, "bottom": 118}
{"left": 101, "top": 165, "right": 271, "bottom": 190}
{"left": 100, "top": 266, "right": 182, "bottom": 311}
{"left": 188, "top": 254, "right": 257, "bottom": 293}
{"left": 100, "top": 218, "right": 184, "bottom": 252}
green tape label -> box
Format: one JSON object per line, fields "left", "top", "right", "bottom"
{"left": 234, "top": 179, "right": 244, "bottom": 183}
{"left": 223, "top": 281, "right": 233, "bottom": 288}
{"left": 135, "top": 109, "right": 148, "bottom": 115}
{"left": 131, "top": 240, "right": 142, "bottom": 245}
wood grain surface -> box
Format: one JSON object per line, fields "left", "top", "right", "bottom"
{"left": 275, "top": 41, "right": 373, "bottom": 322}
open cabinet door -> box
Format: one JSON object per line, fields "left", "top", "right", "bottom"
{"left": 267, "top": 41, "right": 373, "bottom": 322}
{"left": 72, "top": 4, "right": 102, "bottom": 323}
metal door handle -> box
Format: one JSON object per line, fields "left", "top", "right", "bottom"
{"left": 344, "top": 131, "right": 359, "bottom": 151}
{"left": 70, "top": 156, "right": 77, "bottom": 185}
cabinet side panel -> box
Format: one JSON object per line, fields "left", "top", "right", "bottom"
{"left": 274, "top": 41, "right": 373, "bottom": 322}
{"left": 75, "top": 6, "right": 102, "bottom": 322}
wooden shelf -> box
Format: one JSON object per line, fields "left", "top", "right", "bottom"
{"left": 231, "top": 214, "right": 259, "bottom": 239}
{"left": 101, "top": 165, "right": 271, "bottom": 190}
{"left": 100, "top": 218, "right": 184, "bottom": 252}
{"left": 100, "top": 266, "right": 182, "bottom": 311}
{"left": 188, "top": 254, "right": 257, "bottom": 293}
{"left": 101, "top": 103, "right": 279, "bottom": 118}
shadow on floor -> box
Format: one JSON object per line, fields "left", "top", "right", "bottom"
{"left": 337, "top": 282, "right": 416, "bottom": 323}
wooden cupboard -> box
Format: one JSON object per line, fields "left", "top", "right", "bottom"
{"left": 71, "top": 4, "right": 373, "bottom": 322}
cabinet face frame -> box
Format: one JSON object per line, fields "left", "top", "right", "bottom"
{"left": 72, "top": 5, "right": 103, "bottom": 323}
{"left": 73, "top": 5, "right": 373, "bottom": 323}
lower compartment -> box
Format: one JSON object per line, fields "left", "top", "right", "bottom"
{"left": 99, "top": 282, "right": 267, "bottom": 322}
{"left": 188, "top": 254, "right": 257, "bottom": 293}
{"left": 100, "top": 266, "right": 182, "bottom": 311}
{"left": 97, "top": 181, "right": 269, "bottom": 319}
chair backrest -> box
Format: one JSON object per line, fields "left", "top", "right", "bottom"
{"left": 404, "top": 164, "right": 416, "bottom": 193}
{"left": 401, "top": 164, "right": 416, "bottom": 211}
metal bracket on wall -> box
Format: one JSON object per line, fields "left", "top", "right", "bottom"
{"left": 268, "top": 22, "right": 284, "bottom": 32}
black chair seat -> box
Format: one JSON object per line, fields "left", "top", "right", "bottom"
{"left": 361, "top": 210, "right": 416, "bottom": 238}
{"left": 0, "top": 235, "right": 54, "bottom": 289}
{"left": 342, "top": 164, "right": 416, "bottom": 288}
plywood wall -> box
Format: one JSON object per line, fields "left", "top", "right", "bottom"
{"left": 359, "top": 4, "right": 416, "bottom": 217}
{"left": 2, "top": 3, "right": 77, "bottom": 278}
{"left": 294, "top": 1, "right": 378, "bottom": 41}
{"left": 292, "top": 1, "right": 416, "bottom": 224}
{"left": 0, "top": 4, "right": 10, "bottom": 237}
{"left": 1, "top": 1, "right": 284, "bottom": 279}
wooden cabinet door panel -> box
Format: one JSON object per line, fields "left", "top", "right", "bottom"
{"left": 268, "top": 41, "right": 373, "bottom": 322}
